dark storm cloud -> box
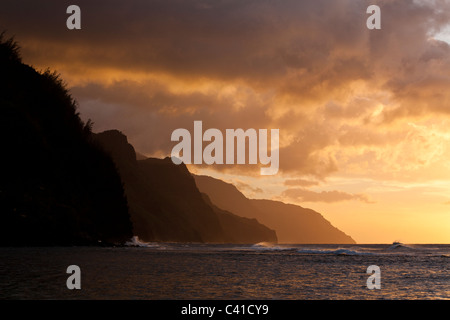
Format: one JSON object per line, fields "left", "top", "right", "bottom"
{"left": 2, "top": 0, "right": 450, "bottom": 179}
{"left": 0, "top": 0, "right": 371, "bottom": 82}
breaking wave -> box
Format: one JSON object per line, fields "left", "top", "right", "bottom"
{"left": 251, "top": 242, "right": 296, "bottom": 251}
{"left": 387, "top": 242, "right": 416, "bottom": 251}
{"left": 125, "top": 236, "right": 160, "bottom": 248}
{"left": 251, "top": 243, "right": 378, "bottom": 255}
{"left": 297, "top": 248, "right": 377, "bottom": 256}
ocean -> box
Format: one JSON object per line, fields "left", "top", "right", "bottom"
{"left": 0, "top": 242, "right": 449, "bottom": 300}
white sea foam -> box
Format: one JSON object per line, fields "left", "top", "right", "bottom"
{"left": 297, "top": 248, "right": 376, "bottom": 256}
{"left": 251, "top": 242, "right": 295, "bottom": 251}
{"left": 125, "top": 236, "right": 159, "bottom": 248}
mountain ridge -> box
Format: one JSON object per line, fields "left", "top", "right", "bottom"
{"left": 194, "top": 174, "right": 356, "bottom": 244}
{"left": 95, "top": 130, "right": 277, "bottom": 244}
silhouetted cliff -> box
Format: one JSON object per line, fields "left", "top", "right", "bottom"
{"left": 194, "top": 175, "right": 356, "bottom": 244}
{"left": 95, "top": 130, "right": 277, "bottom": 243}
{"left": 0, "top": 35, "right": 133, "bottom": 245}
{"left": 202, "top": 194, "right": 277, "bottom": 244}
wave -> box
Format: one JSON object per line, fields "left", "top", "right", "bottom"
{"left": 125, "top": 236, "right": 160, "bottom": 248}
{"left": 387, "top": 241, "right": 415, "bottom": 251}
{"left": 251, "top": 243, "right": 378, "bottom": 255}
{"left": 297, "top": 248, "right": 377, "bottom": 256}
{"left": 251, "top": 242, "right": 296, "bottom": 251}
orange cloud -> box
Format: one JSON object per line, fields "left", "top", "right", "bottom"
{"left": 2, "top": 0, "right": 450, "bottom": 182}
{"left": 284, "top": 179, "right": 320, "bottom": 187}
{"left": 282, "top": 187, "right": 374, "bottom": 204}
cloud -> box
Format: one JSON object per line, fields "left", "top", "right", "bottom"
{"left": 284, "top": 179, "right": 320, "bottom": 187}
{"left": 2, "top": 0, "right": 450, "bottom": 181}
{"left": 234, "top": 181, "right": 263, "bottom": 195}
{"left": 282, "top": 188, "right": 374, "bottom": 204}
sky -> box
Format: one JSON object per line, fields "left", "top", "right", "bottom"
{"left": 2, "top": 0, "right": 450, "bottom": 243}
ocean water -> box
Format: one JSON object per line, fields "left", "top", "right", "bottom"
{"left": 0, "top": 242, "right": 449, "bottom": 300}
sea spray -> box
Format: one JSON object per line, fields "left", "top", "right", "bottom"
{"left": 125, "top": 236, "right": 159, "bottom": 248}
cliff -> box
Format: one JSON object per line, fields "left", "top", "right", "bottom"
{"left": 194, "top": 175, "right": 356, "bottom": 244}
{"left": 95, "top": 130, "right": 277, "bottom": 243}
{"left": 0, "top": 35, "right": 133, "bottom": 245}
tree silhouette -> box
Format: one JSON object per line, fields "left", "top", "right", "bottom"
{"left": 0, "top": 33, "right": 133, "bottom": 246}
